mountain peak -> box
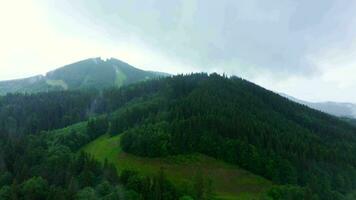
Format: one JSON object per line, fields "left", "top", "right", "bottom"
{"left": 91, "top": 57, "right": 103, "bottom": 64}
{"left": 0, "top": 58, "right": 168, "bottom": 95}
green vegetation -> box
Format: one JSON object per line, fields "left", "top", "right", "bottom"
{"left": 82, "top": 134, "right": 272, "bottom": 199}
{"left": 46, "top": 79, "right": 68, "bottom": 90}
{"left": 0, "top": 118, "right": 191, "bottom": 199}
{"left": 114, "top": 67, "right": 127, "bottom": 87}
{"left": 107, "top": 73, "right": 356, "bottom": 199}
{"left": 0, "top": 75, "right": 62, "bottom": 95}
{"left": 46, "top": 57, "right": 163, "bottom": 90}
{"left": 0, "top": 57, "right": 167, "bottom": 95}
{"left": 346, "top": 190, "right": 356, "bottom": 200}
{"left": 341, "top": 117, "right": 356, "bottom": 127}
{"left": 1, "top": 73, "right": 356, "bottom": 199}
{"left": 0, "top": 132, "right": 121, "bottom": 200}
{"left": 0, "top": 90, "right": 96, "bottom": 135}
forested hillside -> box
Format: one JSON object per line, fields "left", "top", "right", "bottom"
{"left": 0, "top": 57, "right": 167, "bottom": 95}
{"left": 1, "top": 73, "right": 356, "bottom": 199}
{"left": 107, "top": 73, "right": 356, "bottom": 199}
{"left": 0, "top": 91, "right": 97, "bottom": 135}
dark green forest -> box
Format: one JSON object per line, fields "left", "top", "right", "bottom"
{"left": 1, "top": 73, "right": 356, "bottom": 199}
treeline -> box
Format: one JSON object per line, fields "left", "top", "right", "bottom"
{"left": 0, "top": 91, "right": 96, "bottom": 135}
{"left": 0, "top": 132, "right": 120, "bottom": 199}
{"left": 120, "top": 168, "right": 213, "bottom": 200}
{"left": 0, "top": 75, "right": 167, "bottom": 136}
{"left": 0, "top": 117, "right": 209, "bottom": 200}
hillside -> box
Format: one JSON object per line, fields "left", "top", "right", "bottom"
{"left": 0, "top": 57, "right": 168, "bottom": 95}
{"left": 104, "top": 74, "right": 356, "bottom": 199}
{"left": 82, "top": 134, "right": 272, "bottom": 200}
{"left": 1, "top": 73, "right": 356, "bottom": 199}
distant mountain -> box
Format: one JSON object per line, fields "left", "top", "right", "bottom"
{"left": 0, "top": 57, "right": 168, "bottom": 95}
{"left": 281, "top": 93, "right": 356, "bottom": 118}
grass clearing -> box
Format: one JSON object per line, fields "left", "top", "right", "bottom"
{"left": 114, "top": 67, "right": 127, "bottom": 87}
{"left": 49, "top": 122, "right": 87, "bottom": 136}
{"left": 46, "top": 79, "right": 68, "bottom": 90}
{"left": 82, "top": 134, "right": 272, "bottom": 200}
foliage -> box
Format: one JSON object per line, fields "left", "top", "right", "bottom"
{"left": 0, "top": 90, "right": 96, "bottom": 135}
{"left": 76, "top": 187, "right": 98, "bottom": 200}
{"left": 120, "top": 168, "right": 181, "bottom": 200}
{"left": 1, "top": 73, "right": 356, "bottom": 199}
{"left": 82, "top": 134, "right": 273, "bottom": 199}
{"left": 21, "top": 176, "right": 49, "bottom": 200}
{"left": 106, "top": 73, "right": 356, "bottom": 198}
{"left": 0, "top": 131, "right": 121, "bottom": 200}
{"left": 87, "top": 117, "right": 109, "bottom": 140}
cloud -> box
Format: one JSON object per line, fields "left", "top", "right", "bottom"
{"left": 44, "top": 0, "right": 354, "bottom": 79}
{"left": 1, "top": 0, "right": 356, "bottom": 102}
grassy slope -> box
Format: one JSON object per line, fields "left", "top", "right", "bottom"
{"left": 114, "top": 68, "right": 127, "bottom": 87}
{"left": 46, "top": 79, "right": 68, "bottom": 90}
{"left": 49, "top": 122, "right": 87, "bottom": 136}
{"left": 82, "top": 134, "right": 272, "bottom": 200}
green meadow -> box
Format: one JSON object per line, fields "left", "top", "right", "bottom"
{"left": 82, "top": 134, "right": 273, "bottom": 200}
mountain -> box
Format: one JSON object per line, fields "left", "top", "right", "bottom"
{"left": 281, "top": 93, "right": 356, "bottom": 118}
{"left": 0, "top": 57, "right": 168, "bottom": 95}
{"left": 1, "top": 73, "right": 355, "bottom": 199}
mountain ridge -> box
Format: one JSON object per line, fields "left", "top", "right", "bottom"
{"left": 281, "top": 93, "right": 356, "bottom": 118}
{"left": 0, "top": 57, "right": 169, "bottom": 95}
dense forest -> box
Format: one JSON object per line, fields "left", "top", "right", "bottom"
{"left": 110, "top": 74, "right": 356, "bottom": 199}
{"left": 0, "top": 126, "right": 197, "bottom": 199}
{"left": 0, "top": 91, "right": 96, "bottom": 135}
{"left": 1, "top": 73, "right": 356, "bottom": 199}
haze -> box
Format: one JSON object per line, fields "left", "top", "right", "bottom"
{"left": 1, "top": 0, "right": 356, "bottom": 102}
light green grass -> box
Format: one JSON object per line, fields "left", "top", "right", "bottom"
{"left": 49, "top": 122, "right": 86, "bottom": 137}
{"left": 114, "top": 67, "right": 126, "bottom": 87}
{"left": 346, "top": 190, "right": 356, "bottom": 200}
{"left": 82, "top": 134, "right": 272, "bottom": 200}
{"left": 46, "top": 79, "right": 68, "bottom": 90}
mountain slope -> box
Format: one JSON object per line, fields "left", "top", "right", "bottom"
{"left": 0, "top": 75, "right": 60, "bottom": 94}
{"left": 281, "top": 93, "right": 356, "bottom": 118}
{"left": 82, "top": 134, "right": 272, "bottom": 200}
{"left": 1, "top": 73, "right": 356, "bottom": 199}
{"left": 0, "top": 57, "right": 168, "bottom": 95}
{"left": 103, "top": 73, "right": 356, "bottom": 199}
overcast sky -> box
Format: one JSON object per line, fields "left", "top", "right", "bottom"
{"left": 1, "top": 0, "right": 356, "bottom": 102}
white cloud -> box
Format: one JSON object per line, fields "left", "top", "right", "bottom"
{"left": 1, "top": 0, "right": 356, "bottom": 103}
{"left": 0, "top": 0, "right": 187, "bottom": 81}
